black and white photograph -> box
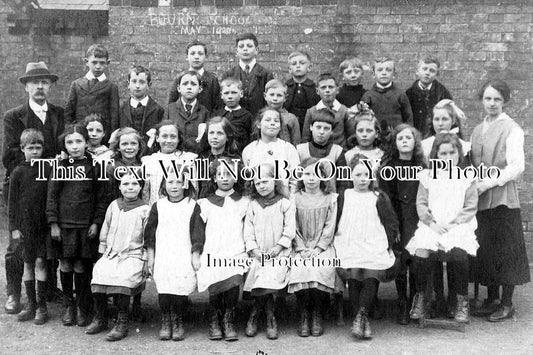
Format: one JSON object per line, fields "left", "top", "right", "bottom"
{"left": 1, "top": 0, "right": 532, "bottom": 353}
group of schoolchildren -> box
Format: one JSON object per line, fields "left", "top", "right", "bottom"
{"left": 3, "top": 32, "right": 509, "bottom": 344}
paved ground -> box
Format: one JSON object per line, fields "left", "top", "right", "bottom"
{"left": 1, "top": 206, "right": 533, "bottom": 355}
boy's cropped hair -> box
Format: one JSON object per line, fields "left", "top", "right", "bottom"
{"left": 128, "top": 65, "right": 152, "bottom": 84}
{"left": 309, "top": 108, "right": 335, "bottom": 127}
{"left": 316, "top": 72, "right": 338, "bottom": 86}
{"left": 176, "top": 70, "right": 202, "bottom": 86}
{"left": 339, "top": 57, "right": 364, "bottom": 73}
{"left": 220, "top": 77, "right": 243, "bottom": 90}
{"left": 418, "top": 55, "right": 441, "bottom": 69}
{"left": 288, "top": 51, "right": 312, "bottom": 63}
{"left": 86, "top": 44, "right": 109, "bottom": 59}
{"left": 372, "top": 56, "right": 394, "bottom": 71}
{"left": 186, "top": 39, "right": 207, "bottom": 55}
{"left": 265, "top": 79, "right": 287, "bottom": 92}
{"left": 235, "top": 32, "right": 258, "bottom": 47}
{"left": 20, "top": 128, "right": 44, "bottom": 147}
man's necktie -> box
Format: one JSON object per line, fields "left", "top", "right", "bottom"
{"left": 186, "top": 104, "right": 192, "bottom": 117}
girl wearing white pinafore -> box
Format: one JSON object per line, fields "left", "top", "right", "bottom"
{"left": 144, "top": 174, "right": 197, "bottom": 341}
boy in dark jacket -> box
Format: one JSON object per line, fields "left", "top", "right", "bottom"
{"left": 222, "top": 33, "right": 273, "bottom": 117}
{"left": 405, "top": 55, "right": 452, "bottom": 138}
{"left": 284, "top": 51, "right": 320, "bottom": 131}
{"left": 64, "top": 44, "right": 119, "bottom": 143}
{"left": 8, "top": 129, "right": 51, "bottom": 325}
{"left": 119, "top": 65, "right": 165, "bottom": 144}
{"left": 211, "top": 77, "right": 253, "bottom": 152}
{"left": 362, "top": 56, "right": 413, "bottom": 132}
{"left": 167, "top": 39, "right": 222, "bottom": 112}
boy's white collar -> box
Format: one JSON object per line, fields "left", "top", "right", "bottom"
{"left": 317, "top": 100, "right": 341, "bottom": 111}
{"left": 239, "top": 58, "right": 256, "bottom": 72}
{"left": 85, "top": 71, "right": 106, "bottom": 81}
{"left": 418, "top": 81, "right": 433, "bottom": 91}
{"left": 376, "top": 82, "right": 393, "bottom": 90}
{"left": 130, "top": 96, "right": 149, "bottom": 107}
{"left": 181, "top": 97, "right": 197, "bottom": 109}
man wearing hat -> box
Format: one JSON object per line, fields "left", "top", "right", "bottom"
{"left": 2, "top": 62, "right": 64, "bottom": 314}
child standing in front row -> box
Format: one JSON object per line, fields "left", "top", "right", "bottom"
{"left": 191, "top": 159, "right": 249, "bottom": 341}
{"left": 406, "top": 133, "right": 478, "bottom": 324}
{"left": 284, "top": 51, "right": 320, "bottom": 132}
{"left": 379, "top": 124, "right": 426, "bottom": 325}
{"left": 144, "top": 170, "right": 198, "bottom": 341}
{"left": 8, "top": 129, "right": 51, "bottom": 325}
{"left": 243, "top": 163, "right": 295, "bottom": 340}
{"left": 88, "top": 173, "right": 150, "bottom": 341}
{"left": 289, "top": 158, "right": 338, "bottom": 337}
{"left": 46, "top": 124, "right": 106, "bottom": 327}
{"left": 337, "top": 57, "right": 367, "bottom": 109}
{"left": 335, "top": 154, "right": 398, "bottom": 340}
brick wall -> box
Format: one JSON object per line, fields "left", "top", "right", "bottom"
{"left": 1, "top": 0, "right": 532, "bottom": 255}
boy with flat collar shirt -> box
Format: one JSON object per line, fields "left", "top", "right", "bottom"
{"left": 211, "top": 77, "right": 253, "bottom": 152}
{"left": 163, "top": 70, "right": 209, "bottom": 153}
{"left": 119, "top": 65, "right": 165, "bottom": 144}
{"left": 362, "top": 56, "right": 413, "bottom": 132}
{"left": 167, "top": 39, "right": 221, "bottom": 113}
{"left": 302, "top": 73, "right": 353, "bottom": 148}
{"left": 284, "top": 51, "right": 320, "bottom": 131}
{"left": 264, "top": 79, "right": 301, "bottom": 146}
{"left": 405, "top": 55, "right": 452, "bottom": 138}
{"left": 222, "top": 32, "right": 274, "bottom": 117}
{"left": 64, "top": 44, "right": 119, "bottom": 143}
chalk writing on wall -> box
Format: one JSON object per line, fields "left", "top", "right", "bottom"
{"left": 147, "top": 10, "right": 275, "bottom": 38}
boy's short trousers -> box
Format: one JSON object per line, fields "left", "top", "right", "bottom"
{"left": 21, "top": 231, "right": 47, "bottom": 263}
{"left": 47, "top": 227, "right": 97, "bottom": 260}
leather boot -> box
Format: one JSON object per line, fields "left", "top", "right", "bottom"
{"left": 74, "top": 272, "right": 91, "bottom": 327}
{"left": 397, "top": 298, "right": 409, "bottom": 325}
{"left": 265, "top": 296, "right": 278, "bottom": 340}
{"left": 86, "top": 295, "right": 108, "bottom": 334}
{"left": 298, "top": 308, "right": 310, "bottom": 337}
{"left": 245, "top": 300, "right": 260, "bottom": 337}
{"left": 363, "top": 313, "right": 372, "bottom": 339}
{"left": 311, "top": 309, "right": 323, "bottom": 337}
{"left": 106, "top": 311, "right": 129, "bottom": 341}
{"left": 159, "top": 313, "right": 172, "bottom": 340}
{"left": 62, "top": 297, "right": 76, "bottom": 326}
{"left": 171, "top": 313, "right": 185, "bottom": 341}
{"left": 18, "top": 280, "right": 36, "bottom": 322}
{"left": 410, "top": 292, "right": 426, "bottom": 320}
{"left": 5, "top": 295, "right": 21, "bottom": 315}
{"left": 34, "top": 281, "right": 48, "bottom": 325}
{"left": 447, "top": 294, "right": 457, "bottom": 319}
{"left": 454, "top": 294, "right": 469, "bottom": 323}
{"left": 208, "top": 309, "right": 223, "bottom": 340}
{"left": 351, "top": 308, "right": 365, "bottom": 339}
{"left": 223, "top": 308, "right": 238, "bottom": 341}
